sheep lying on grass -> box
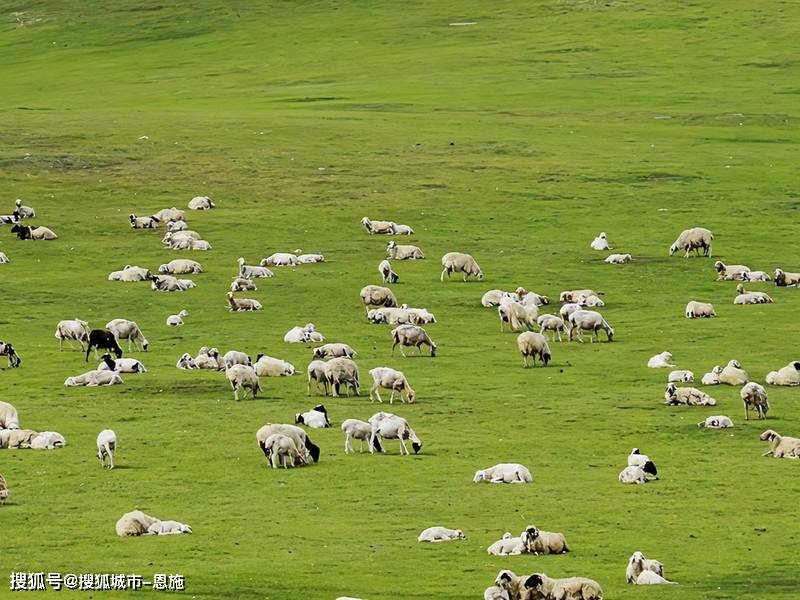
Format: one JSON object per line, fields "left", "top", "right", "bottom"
{"left": 487, "top": 532, "right": 524, "bottom": 556}
{"left": 774, "top": 268, "right": 800, "bottom": 287}
{"left": 719, "top": 359, "right": 748, "bottom": 385}
{"left": 668, "top": 370, "right": 694, "bottom": 383}
{"left": 697, "top": 415, "right": 734, "bottom": 429}
{"left": 360, "top": 285, "right": 398, "bottom": 314}
{"left": 760, "top": 429, "right": 800, "bottom": 458}
{"left": 147, "top": 520, "right": 193, "bottom": 535}
{"left": 474, "top": 463, "right": 532, "bottom": 484}
{"left": 167, "top": 309, "right": 189, "bottom": 326}
{"left": 64, "top": 370, "right": 123, "bottom": 387}
{"left": 254, "top": 355, "right": 295, "bottom": 377}
{"left": 604, "top": 253, "right": 631, "bottom": 264}
{"left": 715, "top": 260, "right": 750, "bottom": 281}
{"left": 664, "top": 383, "right": 716, "bottom": 406}
{"left": 647, "top": 351, "right": 674, "bottom": 368}
{"left": 226, "top": 292, "right": 262, "bottom": 311}
{"left": 313, "top": 343, "right": 357, "bottom": 359}
{"left": 685, "top": 300, "right": 715, "bottom": 318}
{"left": 590, "top": 232, "right": 611, "bottom": 250}
{"left": 295, "top": 405, "right": 330, "bottom": 428}
{"left": 386, "top": 240, "right": 424, "bottom": 260}
{"left": 0, "top": 400, "right": 20, "bottom": 429}
{"left": 418, "top": 526, "right": 465, "bottom": 543}
{"left": 626, "top": 551, "right": 674, "bottom": 584}
{"left": 523, "top": 525, "right": 570, "bottom": 555}
{"left": 765, "top": 361, "right": 800, "bottom": 386}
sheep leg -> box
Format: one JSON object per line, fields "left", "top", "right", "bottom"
{"left": 440, "top": 268, "right": 447, "bottom": 282}
{"left": 344, "top": 433, "right": 352, "bottom": 454}
{"left": 59, "top": 336, "right": 64, "bottom": 351}
{"left": 398, "top": 438, "right": 409, "bottom": 455}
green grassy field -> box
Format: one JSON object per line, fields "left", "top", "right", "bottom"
{"left": 1, "top": 1, "right": 799, "bottom": 598}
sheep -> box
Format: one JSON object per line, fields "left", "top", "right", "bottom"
{"left": 418, "top": 526, "right": 465, "bottom": 543}
{"left": 484, "top": 586, "right": 511, "bottom": 600}
{"left": 324, "top": 357, "right": 360, "bottom": 397}
{"left": 306, "top": 360, "right": 329, "bottom": 396}
{"left": 98, "top": 353, "right": 147, "bottom": 373}
{"left": 473, "top": 463, "right": 532, "bottom": 484}
{"left": 517, "top": 332, "right": 551, "bottom": 368}
{"left": 378, "top": 259, "right": 399, "bottom": 284}
{"left": 231, "top": 276, "right": 258, "bottom": 291}
{"left": 150, "top": 274, "right": 192, "bottom": 292}
{"left": 368, "top": 412, "right": 422, "bottom": 455}
{"left": 11, "top": 224, "right": 58, "bottom": 240}
{"left": 86, "top": 329, "right": 124, "bottom": 361}
{"left": 668, "top": 370, "right": 694, "bottom": 383}
{"left": 537, "top": 314, "right": 567, "bottom": 342}
{"left": 647, "top": 351, "right": 674, "bottom": 368}
{"left": 360, "top": 285, "right": 398, "bottom": 314}
{"left": 701, "top": 365, "right": 723, "bottom": 385}
{"left": 29, "top": 431, "right": 67, "bottom": 450}
{"left": 168, "top": 219, "right": 187, "bottom": 231}
{"left": 0, "top": 401, "right": 20, "bottom": 430}
{"left": 714, "top": 260, "right": 750, "bottom": 281}
{"left": 96, "top": 429, "right": 116, "bottom": 469}
{"left": 236, "top": 257, "right": 273, "bottom": 279}
{"left": 522, "top": 525, "right": 569, "bottom": 555}
{"left": 576, "top": 293, "right": 605, "bottom": 307}
{"left": 664, "top": 383, "right": 716, "bottom": 406}
{"left": 619, "top": 465, "right": 648, "bottom": 484}
{"left": 222, "top": 350, "right": 251, "bottom": 369}
{"left": 481, "top": 289, "right": 520, "bottom": 307}
{"left": 685, "top": 300, "right": 716, "bottom": 319}
{"left": 108, "top": 265, "right": 151, "bottom": 282}
{"left": 568, "top": 310, "right": 614, "bottom": 342}
{"left": 188, "top": 195, "right": 215, "bottom": 210}
{"left": 313, "top": 343, "right": 357, "bottom": 360}
{"left": 368, "top": 367, "right": 416, "bottom": 403}
{"left": 0, "top": 429, "right": 39, "bottom": 449}
{"left": 367, "top": 307, "right": 417, "bottom": 325}
{"left": 261, "top": 252, "right": 298, "bottom": 267}
{"left": 0, "top": 473, "right": 7, "bottom": 504}
{"left": 386, "top": 240, "right": 424, "bottom": 260}
{"left": 559, "top": 302, "right": 582, "bottom": 323}
{"left": 13, "top": 198, "right": 35, "bottom": 218}
{"left": 669, "top": 227, "right": 714, "bottom": 257}
{"left": 494, "top": 570, "right": 531, "bottom": 600}
{"left": 742, "top": 270, "right": 771, "bottom": 282}
{"left": 225, "top": 364, "right": 262, "bottom": 401}
{"left": 636, "top": 570, "right": 678, "bottom": 585}
{"left": 0, "top": 252, "right": 9, "bottom": 264}
{"left": 176, "top": 352, "right": 198, "bottom": 369}
{"left": 734, "top": 283, "right": 774, "bottom": 304}
{"left": 440, "top": 251, "right": 483, "bottom": 282}
{"left": 159, "top": 259, "right": 203, "bottom": 274}
{"left": 256, "top": 423, "right": 320, "bottom": 464}
{"left": 559, "top": 289, "right": 599, "bottom": 303}
{"left": 604, "top": 253, "right": 631, "bottom": 264}
{"left": 0, "top": 213, "right": 18, "bottom": 224}
{"left": 129, "top": 213, "right": 158, "bottom": 228}
{"left": 499, "top": 299, "right": 538, "bottom": 332}
{"left": 285, "top": 324, "right": 314, "bottom": 343}
{"left": 760, "top": 429, "right": 800, "bottom": 458}
{"left": 116, "top": 510, "right": 159, "bottom": 537}
{"left": 626, "top": 551, "right": 667, "bottom": 584}
{"left": 167, "top": 309, "right": 189, "bottom": 326}
{"left": 261, "top": 433, "right": 307, "bottom": 468}
{"left": 341, "top": 419, "right": 377, "bottom": 453}
{"left": 106, "top": 319, "right": 149, "bottom": 352}
{"left": 697, "top": 415, "right": 734, "bottom": 429}
{"left": 765, "top": 361, "right": 800, "bottom": 386}
{"left": 523, "top": 573, "right": 604, "bottom": 600}
{"left": 226, "top": 291, "right": 262, "bottom": 311}
{"left": 194, "top": 347, "right": 221, "bottom": 369}
{"left": 171, "top": 237, "right": 211, "bottom": 251}
{"left": 254, "top": 354, "right": 295, "bottom": 377}
{"left": 162, "top": 230, "right": 200, "bottom": 245}
{"left": 392, "top": 223, "right": 414, "bottom": 235}
{"left": 153, "top": 207, "right": 185, "bottom": 222}
{"left": 590, "top": 231, "right": 611, "bottom": 250}
{"left": 64, "top": 370, "right": 123, "bottom": 387}
{"left": 774, "top": 268, "right": 800, "bottom": 287}
{"left": 627, "top": 448, "right": 658, "bottom": 479}
{"left": 719, "top": 359, "right": 748, "bottom": 385}
{"left": 391, "top": 324, "right": 437, "bottom": 357}
{"left": 295, "top": 404, "right": 331, "bottom": 428}
{"left": 0, "top": 341, "right": 21, "bottom": 368}
{"left": 487, "top": 532, "right": 525, "bottom": 556}
{"left": 54, "top": 318, "right": 91, "bottom": 351}
{"left": 401, "top": 305, "right": 437, "bottom": 324}
{"left": 147, "top": 520, "right": 193, "bottom": 535}
{"left": 361, "top": 216, "right": 395, "bottom": 234}
{"left": 742, "top": 382, "right": 769, "bottom": 420}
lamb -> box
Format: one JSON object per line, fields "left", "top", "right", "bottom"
{"left": 254, "top": 354, "right": 295, "bottom": 377}
{"left": 774, "top": 268, "right": 800, "bottom": 287}
{"left": 226, "top": 291, "right": 262, "bottom": 311}
{"left": 368, "top": 367, "right": 416, "bottom": 403}
{"left": 98, "top": 353, "right": 147, "bottom": 373}
{"left": 484, "top": 586, "right": 510, "bottom": 600}
{"left": 291, "top": 251, "right": 323, "bottom": 263}
{"left": 391, "top": 324, "right": 437, "bottom": 357}
{"left": 697, "top": 415, "right": 734, "bottom": 429}
{"left": 647, "top": 351, "right": 674, "bottom": 368}
{"left": 97, "top": 429, "right": 116, "bottom": 469}
{"left": 13, "top": 198, "right": 35, "bottom": 218}
{"left": 391, "top": 223, "right": 414, "bottom": 235}
{"left": 341, "top": 419, "right": 378, "bottom": 453}
{"left": 0, "top": 473, "right": 7, "bottom": 504}
{"left": 237, "top": 257, "right": 274, "bottom": 279}
{"left": 323, "top": 357, "right": 360, "bottom": 397}
{"left": 108, "top": 266, "right": 151, "bottom": 282}
{"left": 256, "top": 423, "right": 320, "bottom": 464}
{"left": 400, "top": 305, "right": 437, "bottom": 324}
{"left": 0, "top": 429, "right": 39, "bottom": 449}
{"left": 523, "top": 573, "right": 604, "bottom": 600}
{"left": 106, "top": 319, "right": 149, "bottom": 352}
{"left": 522, "top": 525, "right": 569, "bottom": 555}
{"left": 765, "top": 361, "right": 800, "bottom": 386}
{"left": 188, "top": 195, "right": 215, "bottom": 210}
{"left": 147, "top": 520, "right": 193, "bottom": 535}
{"left": 261, "top": 252, "right": 298, "bottom": 267}
{"left": 668, "top": 370, "right": 694, "bottom": 383}
{"left": 153, "top": 207, "right": 185, "bottom": 222}
{"left": 604, "top": 253, "right": 631, "bottom": 264}
{"left": 734, "top": 283, "right": 774, "bottom": 304}
{"left": 360, "top": 285, "right": 398, "bottom": 314}
{"left": 230, "top": 276, "right": 258, "bottom": 291}
{"left": 167, "top": 220, "right": 187, "bottom": 231}
{"left": 559, "top": 289, "right": 599, "bottom": 303}
{"left": 64, "top": 370, "right": 123, "bottom": 387}
{"left": 285, "top": 324, "right": 316, "bottom": 343}
{"left": 590, "top": 232, "right": 611, "bottom": 250}
{"left": 192, "top": 347, "right": 221, "bottom": 369}
{"left": 170, "top": 237, "right": 211, "bottom": 251}
{"left": 313, "top": 343, "right": 357, "bottom": 359}
{"left": 361, "top": 216, "right": 395, "bottom": 234}
{"left": 440, "top": 251, "right": 483, "bottom": 282}
{"left": 741, "top": 270, "right": 771, "bottom": 282}
{"left": 627, "top": 448, "right": 658, "bottom": 479}
{"left": 116, "top": 510, "right": 159, "bottom": 537}
{"left": 29, "top": 431, "right": 66, "bottom": 450}
{"left": 367, "top": 307, "right": 417, "bottom": 325}
{"left": 537, "top": 315, "right": 567, "bottom": 342}
{"left": 159, "top": 259, "right": 203, "bottom": 274}
{"left": 225, "top": 364, "right": 262, "bottom": 400}
{"left": 625, "top": 551, "right": 667, "bottom": 584}
{"left": 636, "top": 571, "right": 678, "bottom": 585}
{"left": 150, "top": 274, "right": 193, "bottom": 292}
{"left": 664, "top": 383, "right": 716, "bottom": 406}
{"left": 0, "top": 341, "right": 21, "bottom": 368}
{"left": 481, "top": 290, "right": 520, "bottom": 307}
{"left": 386, "top": 240, "right": 424, "bottom": 260}
{"left": 494, "top": 570, "right": 530, "bottom": 600}
{"left": 619, "top": 465, "right": 649, "bottom": 484}
{"left": 685, "top": 300, "right": 716, "bottom": 319}
{"left": 307, "top": 360, "right": 329, "bottom": 395}
{"left": 742, "top": 382, "right": 769, "bottom": 420}
{"left": 498, "top": 299, "right": 538, "bottom": 332}
{"left": 162, "top": 230, "right": 200, "bottom": 245}
{"left": 701, "top": 365, "right": 722, "bottom": 385}
{"left": 262, "top": 433, "right": 307, "bottom": 468}
{"left": 517, "top": 332, "right": 551, "bottom": 367}
{"left": 760, "top": 429, "right": 800, "bottom": 458}
{"left": 473, "top": 463, "right": 532, "bottom": 484}
{"left": 669, "top": 227, "right": 714, "bottom": 257}
{"left": 714, "top": 260, "right": 750, "bottom": 281}
{"left": 222, "top": 350, "right": 251, "bottom": 368}
{"left": 295, "top": 404, "right": 331, "bottom": 428}
{"left": 0, "top": 401, "right": 20, "bottom": 430}
{"left": 418, "top": 526, "right": 465, "bottom": 543}
{"left": 559, "top": 302, "right": 582, "bottom": 322}
{"left": 368, "top": 412, "right": 422, "bottom": 455}
{"left": 176, "top": 353, "right": 198, "bottom": 369}
{"left": 378, "top": 259, "right": 399, "bottom": 284}
{"left": 129, "top": 213, "right": 158, "bottom": 228}
{"left": 167, "top": 309, "right": 189, "bottom": 326}
{"left": 719, "top": 359, "right": 748, "bottom": 385}
{"left": 54, "top": 318, "right": 90, "bottom": 351}
{"left": 11, "top": 224, "right": 58, "bottom": 240}
{"left": 568, "top": 310, "right": 614, "bottom": 342}
{"left": 487, "top": 532, "right": 525, "bottom": 556}
{"left": 576, "top": 293, "right": 605, "bottom": 307}
{"left": 0, "top": 252, "right": 9, "bottom": 264}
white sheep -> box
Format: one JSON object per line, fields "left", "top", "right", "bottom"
{"left": 440, "top": 252, "right": 483, "bottom": 281}
{"left": 261, "top": 433, "right": 306, "bottom": 468}
{"left": 108, "top": 265, "right": 151, "bottom": 282}
{"left": 697, "top": 415, "right": 734, "bottom": 429}
{"left": 741, "top": 270, "right": 771, "bottom": 282}
{"left": 590, "top": 231, "right": 611, "bottom": 250}
{"left": 170, "top": 237, "right": 211, "bottom": 251}
{"left": 759, "top": 429, "right": 800, "bottom": 458}
{"left": 734, "top": 285, "right": 774, "bottom": 304}
{"left": 341, "top": 418, "right": 373, "bottom": 453}
{"left": 30, "top": 431, "right": 66, "bottom": 450}
{"left": 261, "top": 252, "right": 298, "bottom": 266}
{"left": 295, "top": 404, "right": 331, "bottom": 428}
{"left": 647, "top": 351, "right": 674, "bottom": 368}
{"left": 12, "top": 224, "right": 58, "bottom": 240}
{"left": 719, "top": 359, "right": 748, "bottom": 385}
{"left": 106, "top": 318, "right": 149, "bottom": 351}
{"left": 487, "top": 532, "right": 524, "bottom": 556}
{"left": 537, "top": 314, "right": 567, "bottom": 342}
{"left": 626, "top": 551, "right": 668, "bottom": 584}
{"left": 222, "top": 350, "right": 251, "bottom": 369}
{"left": 668, "top": 370, "right": 694, "bottom": 383}
{"left": 256, "top": 423, "right": 320, "bottom": 464}
{"left": 368, "top": 412, "right": 422, "bottom": 455}
{"left": 295, "top": 251, "right": 325, "bottom": 263}
{"left": 481, "top": 289, "right": 520, "bottom": 307}
{"left": 162, "top": 230, "right": 200, "bottom": 245}
{"left": 473, "top": 463, "right": 532, "bottom": 484}
{"left": 669, "top": 227, "right": 714, "bottom": 257}
{"left": 64, "top": 370, "right": 123, "bottom": 387}
{"left": 188, "top": 195, "right": 215, "bottom": 210}
{"left": 664, "top": 383, "right": 716, "bottom": 406}
{"left": 176, "top": 352, "right": 199, "bottom": 370}
{"left": 313, "top": 343, "right": 357, "bottom": 360}
{"left": 417, "top": 526, "right": 465, "bottom": 543}
{"left": 254, "top": 355, "right": 295, "bottom": 377}
{"left": 151, "top": 274, "right": 192, "bottom": 292}
{"left": 226, "top": 291, "right": 262, "bottom": 311}
{"left": 360, "top": 285, "right": 398, "bottom": 314}
{"left": 54, "top": 318, "right": 91, "bottom": 351}
{"left": 714, "top": 260, "right": 750, "bottom": 281}
{"left": 559, "top": 289, "right": 599, "bottom": 303}
{"left": 498, "top": 299, "right": 538, "bottom": 332}
{"left": 399, "top": 305, "right": 437, "bottom": 324}
{"left": 97, "top": 429, "right": 117, "bottom": 469}
{"left": 685, "top": 300, "right": 716, "bottom": 318}
{"left": 378, "top": 259, "right": 399, "bottom": 284}
{"left": 116, "top": 510, "right": 159, "bottom": 536}
{"left": 517, "top": 331, "right": 551, "bottom": 368}
{"left": 701, "top": 366, "right": 722, "bottom": 385}
{"left": 0, "top": 252, "right": 9, "bottom": 264}
{"left": 568, "top": 310, "right": 614, "bottom": 342}
{"left": 392, "top": 223, "right": 414, "bottom": 235}
{"left": 391, "top": 324, "right": 437, "bottom": 357}
{"left": 324, "top": 357, "right": 360, "bottom": 397}
{"left": 237, "top": 257, "right": 273, "bottom": 279}
{"left": 0, "top": 473, "right": 7, "bottom": 504}
{"left": 225, "top": 364, "right": 262, "bottom": 400}
{"left": 14, "top": 198, "right": 35, "bottom": 218}
{"left": 627, "top": 448, "right": 658, "bottom": 479}
{"left": 559, "top": 302, "right": 582, "bottom": 322}
{"left": 518, "top": 573, "right": 603, "bottom": 600}
{"left": 368, "top": 367, "right": 416, "bottom": 403}
{"left": 194, "top": 347, "right": 221, "bottom": 369}
{"left": 742, "top": 382, "right": 769, "bottom": 420}
{"left": 167, "top": 219, "right": 187, "bottom": 231}
{"left": 604, "top": 253, "right": 631, "bottom": 264}
{"left": 619, "top": 465, "right": 648, "bottom": 484}
{"left": 159, "top": 259, "right": 203, "bottom": 274}
{"left": 285, "top": 324, "right": 315, "bottom": 343}
{"left": 765, "top": 361, "right": 800, "bottom": 386}
{"left": 230, "top": 277, "right": 258, "bottom": 292}
{"left": 386, "top": 240, "right": 424, "bottom": 260}
{"left": 166, "top": 309, "right": 189, "bottom": 327}
{"left": 0, "top": 400, "right": 20, "bottom": 429}
{"left": 153, "top": 207, "right": 185, "bottom": 222}
{"left": 361, "top": 216, "right": 396, "bottom": 234}
{"left": 147, "top": 520, "right": 193, "bottom": 535}
{"left": 774, "top": 268, "right": 800, "bottom": 287}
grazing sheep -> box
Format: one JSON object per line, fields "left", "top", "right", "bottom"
{"left": 774, "top": 268, "right": 800, "bottom": 287}
{"left": 0, "top": 473, "right": 7, "bottom": 504}
{"left": 256, "top": 423, "right": 320, "bottom": 464}
{"left": 341, "top": 418, "right": 375, "bottom": 453}
{"left": 87, "top": 329, "right": 125, "bottom": 362}
{"left": 159, "top": 259, "right": 202, "bottom": 274}
{"left": 568, "top": 310, "right": 614, "bottom": 342}
{"left": 261, "top": 252, "right": 298, "bottom": 267}
{"left": 108, "top": 265, "right": 152, "bottom": 282}
{"left": 734, "top": 283, "right": 774, "bottom": 304}
{"left": 697, "top": 415, "right": 734, "bottom": 429}
{"left": 523, "top": 573, "right": 604, "bottom": 600}
{"left": 392, "top": 223, "right": 414, "bottom": 235}
{"left": 701, "top": 365, "right": 723, "bottom": 385}
{"left": 176, "top": 352, "right": 198, "bottom": 370}
{"left": 619, "top": 465, "right": 649, "bottom": 484}
{"left": 668, "top": 370, "right": 694, "bottom": 383}
{"left": 418, "top": 526, "right": 465, "bottom": 543}
{"left": 742, "top": 270, "right": 771, "bottom": 282}
{"left": 54, "top": 318, "right": 91, "bottom": 351}
{"left": 440, "top": 251, "right": 483, "bottom": 282}
{"left": 647, "top": 351, "right": 674, "bottom": 368}
{"left": 499, "top": 299, "right": 538, "bottom": 332}
{"left": 361, "top": 216, "right": 395, "bottom": 234}
{"left": 378, "top": 259, "right": 399, "bottom": 284}
{"left": 760, "top": 429, "right": 800, "bottom": 458}
{"left": 360, "top": 285, "right": 398, "bottom": 314}
{"left": 226, "top": 291, "right": 262, "bottom": 311}
{"left": 669, "top": 227, "right": 714, "bottom": 257}
{"left": 386, "top": 240, "right": 424, "bottom": 260}
{"left": 368, "top": 367, "right": 416, "bottom": 403}
{"left": 522, "top": 525, "right": 569, "bottom": 555}
{"left": 147, "top": 520, "right": 193, "bottom": 535}
{"left": 153, "top": 207, "right": 185, "bottom": 223}
{"left": 0, "top": 341, "right": 21, "bottom": 368}
{"left": 254, "top": 354, "right": 295, "bottom": 377}
{"left": 188, "top": 195, "right": 215, "bottom": 210}
{"left": 368, "top": 412, "right": 422, "bottom": 455}
{"left": 474, "top": 463, "right": 532, "bottom": 484}
{"left": 517, "top": 332, "right": 551, "bottom": 368}
{"left": 262, "top": 433, "right": 307, "bottom": 469}
{"left": 487, "top": 532, "right": 525, "bottom": 556}
{"left": 627, "top": 448, "right": 658, "bottom": 479}
{"left": 742, "top": 382, "right": 769, "bottom": 420}
{"left": 98, "top": 353, "right": 147, "bottom": 373}
{"left": 590, "top": 232, "right": 611, "bottom": 250}
{"left": 0, "top": 252, "right": 9, "bottom": 264}
{"left": 604, "top": 253, "right": 631, "bottom": 264}
{"left": 64, "top": 370, "right": 123, "bottom": 387}
{"left": 714, "top": 260, "right": 750, "bottom": 281}
{"left": 295, "top": 404, "right": 331, "bottom": 428}
{"left": 97, "top": 429, "right": 116, "bottom": 469}
{"left": 237, "top": 257, "right": 273, "bottom": 279}
{"left": 11, "top": 224, "right": 58, "bottom": 240}
{"left": 391, "top": 324, "right": 437, "bottom": 357}
{"left": 106, "top": 319, "right": 149, "bottom": 352}
{"left": 537, "top": 314, "right": 567, "bottom": 342}
{"left": 664, "top": 383, "right": 716, "bottom": 406}
{"left": 313, "top": 343, "right": 357, "bottom": 360}
{"left": 765, "top": 361, "right": 800, "bottom": 386}
{"left": 231, "top": 276, "right": 258, "bottom": 291}
{"left": 626, "top": 551, "right": 667, "bottom": 584}
{"left": 225, "top": 364, "right": 261, "bottom": 400}
{"left": 14, "top": 199, "right": 35, "bottom": 218}
{"left": 559, "top": 289, "right": 599, "bottom": 303}
{"left": 116, "top": 510, "right": 159, "bottom": 537}
{"left": 481, "top": 289, "right": 520, "bottom": 307}
{"left": 719, "top": 359, "right": 748, "bottom": 385}
{"left": 167, "top": 309, "right": 189, "bottom": 326}
{"left": 0, "top": 401, "right": 20, "bottom": 430}
{"left": 129, "top": 213, "right": 158, "bottom": 228}
{"left": 306, "top": 360, "right": 329, "bottom": 396}
{"left": 324, "top": 357, "right": 360, "bottom": 397}
{"left": 685, "top": 300, "right": 716, "bottom": 319}
{"left": 194, "top": 347, "right": 221, "bottom": 369}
